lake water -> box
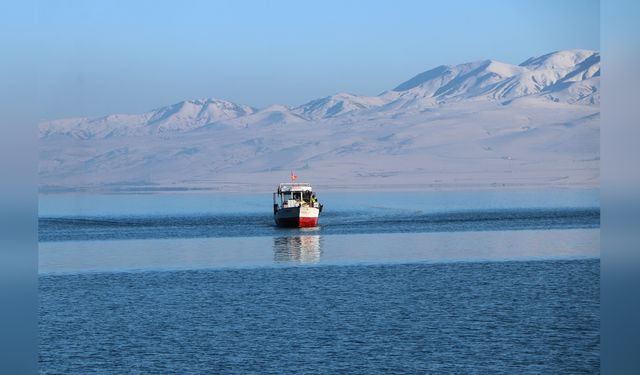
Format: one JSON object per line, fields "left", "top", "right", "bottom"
{"left": 39, "top": 189, "right": 600, "bottom": 373}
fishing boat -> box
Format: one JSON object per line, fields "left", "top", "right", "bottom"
{"left": 273, "top": 172, "right": 322, "bottom": 227}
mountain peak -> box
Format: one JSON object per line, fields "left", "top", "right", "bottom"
{"left": 293, "top": 92, "right": 385, "bottom": 119}
{"left": 148, "top": 97, "right": 256, "bottom": 127}
{"left": 389, "top": 49, "right": 599, "bottom": 104}
{"left": 519, "top": 49, "right": 598, "bottom": 70}
{"left": 392, "top": 65, "right": 452, "bottom": 92}
{"left": 39, "top": 49, "right": 599, "bottom": 139}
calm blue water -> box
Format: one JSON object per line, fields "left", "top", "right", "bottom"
{"left": 40, "top": 260, "right": 599, "bottom": 373}
{"left": 39, "top": 190, "right": 599, "bottom": 242}
{"left": 38, "top": 190, "right": 600, "bottom": 373}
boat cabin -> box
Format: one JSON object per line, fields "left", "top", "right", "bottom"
{"left": 273, "top": 183, "right": 319, "bottom": 210}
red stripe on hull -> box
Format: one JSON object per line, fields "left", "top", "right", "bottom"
{"left": 299, "top": 217, "right": 318, "bottom": 227}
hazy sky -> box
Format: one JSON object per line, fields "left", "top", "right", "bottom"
{"left": 29, "top": 0, "right": 599, "bottom": 120}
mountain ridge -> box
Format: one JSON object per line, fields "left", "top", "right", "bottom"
{"left": 40, "top": 49, "right": 599, "bottom": 139}
{"left": 39, "top": 49, "right": 600, "bottom": 192}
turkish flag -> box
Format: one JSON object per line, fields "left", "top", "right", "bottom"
{"left": 291, "top": 171, "right": 297, "bottom": 181}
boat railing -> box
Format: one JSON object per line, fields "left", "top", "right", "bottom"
{"left": 278, "top": 182, "right": 312, "bottom": 188}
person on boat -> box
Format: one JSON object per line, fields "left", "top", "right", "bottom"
{"left": 311, "top": 194, "right": 317, "bottom": 206}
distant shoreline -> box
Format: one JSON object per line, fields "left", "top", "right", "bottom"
{"left": 38, "top": 181, "right": 599, "bottom": 195}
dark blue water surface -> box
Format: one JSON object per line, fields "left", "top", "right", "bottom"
{"left": 39, "top": 190, "right": 600, "bottom": 373}
{"left": 39, "top": 207, "right": 599, "bottom": 242}
{"left": 39, "top": 190, "right": 599, "bottom": 242}
{"left": 40, "top": 259, "right": 599, "bottom": 374}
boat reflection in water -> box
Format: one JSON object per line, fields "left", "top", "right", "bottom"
{"left": 273, "top": 235, "right": 322, "bottom": 264}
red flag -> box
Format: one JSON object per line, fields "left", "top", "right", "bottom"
{"left": 291, "top": 171, "right": 297, "bottom": 182}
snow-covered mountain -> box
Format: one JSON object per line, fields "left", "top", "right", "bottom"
{"left": 292, "top": 92, "right": 387, "bottom": 120}
{"left": 39, "top": 98, "right": 256, "bottom": 139}
{"left": 39, "top": 50, "right": 600, "bottom": 192}
{"left": 145, "top": 98, "right": 256, "bottom": 131}
{"left": 384, "top": 49, "right": 599, "bottom": 105}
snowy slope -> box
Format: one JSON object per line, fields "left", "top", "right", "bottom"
{"left": 292, "top": 93, "right": 387, "bottom": 120}
{"left": 384, "top": 49, "right": 599, "bottom": 106}
{"left": 39, "top": 50, "right": 600, "bottom": 192}
{"left": 39, "top": 98, "right": 256, "bottom": 139}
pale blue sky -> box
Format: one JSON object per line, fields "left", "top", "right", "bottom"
{"left": 27, "top": 0, "right": 600, "bottom": 119}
